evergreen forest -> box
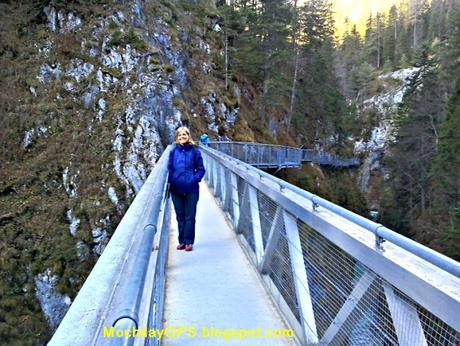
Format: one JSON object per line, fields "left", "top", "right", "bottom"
{"left": 217, "top": 0, "right": 460, "bottom": 259}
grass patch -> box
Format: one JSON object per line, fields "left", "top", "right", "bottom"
{"left": 108, "top": 29, "right": 148, "bottom": 51}
{"left": 163, "top": 64, "right": 175, "bottom": 73}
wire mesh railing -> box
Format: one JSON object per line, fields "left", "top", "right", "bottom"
{"left": 302, "top": 149, "right": 360, "bottom": 167}
{"left": 207, "top": 141, "right": 360, "bottom": 168}
{"left": 201, "top": 145, "right": 460, "bottom": 346}
{"left": 208, "top": 141, "right": 302, "bottom": 168}
{"left": 49, "top": 146, "right": 173, "bottom": 346}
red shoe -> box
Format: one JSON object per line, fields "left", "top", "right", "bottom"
{"left": 185, "top": 244, "right": 193, "bottom": 251}
{"left": 177, "top": 244, "right": 186, "bottom": 250}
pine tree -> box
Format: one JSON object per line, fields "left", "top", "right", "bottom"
{"left": 383, "top": 5, "right": 398, "bottom": 69}
{"left": 364, "top": 14, "right": 376, "bottom": 67}
{"left": 220, "top": 1, "right": 266, "bottom": 84}
{"left": 339, "top": 24, "right": 364, "bottom": 97}
{"left": 287, "top": 0, "right": 300, "bottom": 131}
{"left": 443, "top": 201, "right": 460, "bottom": 260}
{"left": 431, "top": 78, "right": 460, "bottom": 258}
{"left": 383, "top": 45, "right": 446, "bottom": 241}
{"left": 395, "top": 0, "right": 413, "bottom": 65}
{"left": 440, "top": 0, "right": 460, "bottom": 80}
{"left": 375, "top": 12, "right": 385, "bottom": 69}
{"left": 364, "top": 13, "right": 384, "bottom": 69}
{"left": 408, "top": 0, "right": 430, "bottom": 51}
{"left": 294, "top": 0, "right": 348, "bottom": 150}
{"left": 427, "top": 0, "right": 447, "bottom": 42}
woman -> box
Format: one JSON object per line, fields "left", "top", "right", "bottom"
{"left": 168, "top": 127, "right": 205, "bottom": 251}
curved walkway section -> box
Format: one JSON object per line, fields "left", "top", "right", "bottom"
{"left": 162, "top": 182, "right": 297, "bottom": 346}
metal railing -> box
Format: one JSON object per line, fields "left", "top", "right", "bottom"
{"left": 201, "top": 145, "right": 460, "bottom": 346}
{"left": 49, "top": 146, "right": 173, "bottom": 346}
{"left": 207, "top": 141, "right": 360, "bottom": 168}
{"left": 302, "top": 149, "right": 360, "bottom": 167}
{"left": 208, "top": 141, "right": 302, "bottom": 168}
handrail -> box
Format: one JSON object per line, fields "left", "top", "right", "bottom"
{"left": 200, "top": 144, "right": 460, "bottom": 345}
{"left": 49, "top": 145, "right": 173, "bottom": 346}
{"left": 209, "top": 140, "right": 298, "bottom": 149}
{"left": 208, "top": 141, "right": 302, "bottom": 168}
{"left": 203, "top": 145, "right": 460, "bottom": 278}
{"left": 207, "top": 141, "right": 360, "bottom": 168}
{"left": 301, "top": 149, "right": 360, "bottom": 167}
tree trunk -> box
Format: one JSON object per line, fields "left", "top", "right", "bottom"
{"left": 286, "top": 0, "right": 299, "bottom": 131}
{"left": 287, "top": 48, "right": 299, "bottom": 130}
{"left": 394, "top": 20, "right": 397, "bottom": 41}
{"left": 225, "top": 28, "right": 228, "bottom": 90}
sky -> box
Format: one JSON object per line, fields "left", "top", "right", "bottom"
{"left": 332, "top": 0, "right": 399, "bottom": 38}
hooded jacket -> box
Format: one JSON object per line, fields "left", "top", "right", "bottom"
{"left": 168, "top": 144, "right": 205, "bottom": 194}
{"left": 199, "top": 134, "right": 210, "bottom": 146}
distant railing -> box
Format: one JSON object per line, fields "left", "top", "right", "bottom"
{"left": 208, "top": 141, "right": 302, "bottom": 168}
{"left": 49, "top": 146, "right": 173, "bottom": 346}
{"left": 201, "top": 145, "right": 460, "bottom": 346}
{"left": 302, "top": 149, "right": 360, "bottom": 167}
{"left": 207, "top": 141, "right": 359, "bottom": 168}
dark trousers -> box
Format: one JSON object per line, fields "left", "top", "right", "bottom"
{"left": 171, "top": 192, "right": 199, "bottom": 245}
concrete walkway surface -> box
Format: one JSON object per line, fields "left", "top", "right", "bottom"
{"left": 162, "top": 182, "right": 297, "bottom": 346}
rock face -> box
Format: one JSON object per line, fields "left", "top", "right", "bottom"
{"left": 35, "top": 269, "right": 72, "bottom": 331}
{"left": 0, "top": 1, "right": 242, "bottom": 342}
{"left": 354, "top": 67, "right": 420, "bottom": 209}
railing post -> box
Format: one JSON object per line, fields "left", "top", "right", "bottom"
{"left": 230, "top": 172, "right": 240, "bottom": 227}
{"left": 203, "top": 155, "right": 209, "bottom": 182}
{"left": 219, "top": 164, "right": 226, "bottom": 204}
{"left": 215, "top": 163, "right": 222, "bottom": 200}
{"left": 283, "top": 210, "right": 318, "bottom": 344}
{"left": 248, "top": 185, "right": 264, "bottom": 264}
{"left": 269, "top": 145, "right": 272, "bottom": 166}
{"left": 223, "top": 170, "right": 232, "bottom": 212}
{"left": 236, "top": 182, "right": 248, "bottom": 234}
{"left": 212, "top": 159, "right": 218, "bottom": 190}
{"left": 207, "top": 158, "right": 213, "bottom": 188}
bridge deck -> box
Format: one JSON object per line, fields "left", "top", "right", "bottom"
{"left": 162, "top": 182, "right": 296, "bottom": 345}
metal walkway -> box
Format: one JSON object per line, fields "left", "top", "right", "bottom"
{"left": 49, "top": 143, "right": 460, "bottom": 346}
{"left": 208, "top": 142, "right": 360, "bottom": 168}
{"left": 163, "top": 182, "right": 295, "bottom": 345}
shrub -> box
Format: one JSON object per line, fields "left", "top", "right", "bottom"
{"left": 164, "top": 64, "right": 175, "bottom": 73}
{"left": 108, "top": 30, "right": 123, "bottom": 46}
{"left": 124, "top": 29, "right": 148, "bottom": 50}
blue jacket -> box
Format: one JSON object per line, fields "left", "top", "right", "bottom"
{"left": 199, "top": 134, "right": 210, "bottom": 146}
{"left": 168, "top": 144, "right": 205, "bottom": 195}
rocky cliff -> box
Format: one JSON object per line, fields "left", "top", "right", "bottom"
{"left": 0, "top": 0, "right": 244, "bottom": 343}
{"left": 353, "top": 67, "right": 421, "bottom": 215}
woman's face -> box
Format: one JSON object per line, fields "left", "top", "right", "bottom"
{"left": 177, "top": 130, "right": 189, "bottom": 144}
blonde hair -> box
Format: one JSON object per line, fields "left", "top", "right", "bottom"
{"left": 175, "top": 126, "right": 195, "bottom": 145}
